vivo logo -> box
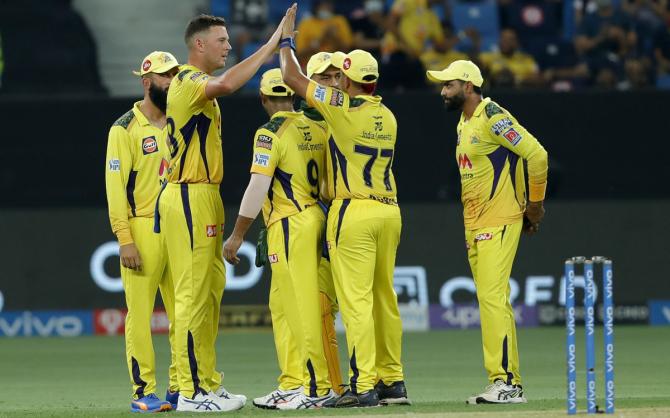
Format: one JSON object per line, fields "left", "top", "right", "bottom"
{"left": 0, "top": 312, "right": 84, "bottom": 337}
{"left": 568, "top": 344, "right": 576, "bottom": 373}
{"left": 567, "top": 307, "right": 575, "bottom": 336}
{"left": 606, "top": 343, "right": 615, "bottom": 372}
{"left": 585, "top": 307, "right": 595, "bottom": 336}
{"left": 568, "top": 380, "right": 577, "bottom": 411}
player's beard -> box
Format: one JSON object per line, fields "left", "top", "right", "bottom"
{"left": 149, "top": 82, "right": 168, "bottom": 113}
{"left": 444, "top": 91, "right": 465, "bottom": 112}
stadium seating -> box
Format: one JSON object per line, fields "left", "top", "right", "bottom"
{"left": 451, "top": 0, "right": 500, "bottom": 52}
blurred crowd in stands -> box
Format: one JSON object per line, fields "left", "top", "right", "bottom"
{"left": 220, "top": 0, "right": 670, "bottom": 91}
{"left": 2, "top": 0, "right": 670, "bottom": 94}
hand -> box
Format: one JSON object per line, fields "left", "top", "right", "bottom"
{"left": 223, "top": 235, "right": 243, "bottom": 265}
{"left": 120, "top": 243, "right": 142, "bottom": 271}
{"left": 281, "top": 3, "right": 298, "bottom": 39}
{"left": 523, "top": 200, "right": 545, "bottom": 235}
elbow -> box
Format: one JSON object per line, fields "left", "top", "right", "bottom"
{"left": 281, "top": 69, "right": 299, "bottom": 89}
{"left": 212, "top": 78, "right": 236, "bottom": 97}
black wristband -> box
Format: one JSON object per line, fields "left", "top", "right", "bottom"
{"left": 279, "top": 37, "right": 296, "bottom": 51}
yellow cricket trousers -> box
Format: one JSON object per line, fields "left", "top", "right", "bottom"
{"left": 270, "top": 255, "right": 342, "bottom": 393}
{"left": 122, "top": 217, "right": 176, "bottom": 399}
{"left": 465, "top": 220, "right": 523, "bottom": 385}
{"left": 266, "top": 205, "right": 331, "bottom": 396}
{"left": 326, "top": 198, "right": 404, "bottom": 394}
{"left": 158, "top": 183, "right": 224, "bottom": 398}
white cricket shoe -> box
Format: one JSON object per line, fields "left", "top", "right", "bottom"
{"left": 177, "top": 392, "right": 244, "bottom": 412}
{"left": 466, "top": 380, "right": 527, "bottom": 404}
{"left": 213, "top": 386, "right": 247, "bottom": 405}
{"left": 252, "top": 387, "right": 302, "bottom": 409}
{"left": 276, "top": 389, "right": 338, "bottom": 410}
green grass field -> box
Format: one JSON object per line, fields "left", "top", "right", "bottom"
{"left": 1, "top": 326, "right": 668, "bottom": 417}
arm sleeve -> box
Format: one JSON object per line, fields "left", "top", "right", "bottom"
{"left": 239, "top": 174, "right": 273, "bottom": 219}
{"left": 249, "top": 128, "right": 280, "bottom": 176}
{"left": 305, "top": 80, "right": 348, "bottom": 124}
{"left": 105, "top": 126, "right": 134, "bottom": 245}
{"left": 487, "top": 112, "right": 548, "bottom": 201}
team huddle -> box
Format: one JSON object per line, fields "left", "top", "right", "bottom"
{"left": 105, "top": 3, "right": 547, "bottom": 414}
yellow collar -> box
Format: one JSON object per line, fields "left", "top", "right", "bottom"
{"left": 132, "top": 101, "right": 151, "bottom": 127}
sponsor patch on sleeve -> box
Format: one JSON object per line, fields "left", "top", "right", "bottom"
{"left": 253, "top": 153, "right": 271, "bottom": 167}
{"left": 108, "top": 159, "right": 120, "bottom": 171}
{"left": 329, "top": 90, "right": 344, "bottom": 107}
{"left": 255, "top": 134, "right": 273, "bottom": 150}
{"left": 502, "top": 128, "right": 523, "bottom": 146}
{"left": 314, "top": 85, "right": 327, "bottom": 103}
{"left": 491, "top": 118, "right": 514, "bottom": 136}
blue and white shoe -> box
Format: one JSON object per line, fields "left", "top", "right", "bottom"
{"left": 131, "top": 393, "right": 172, "bottom": 413}
{"left": 177, "top": 392, "right": 244, "bottom": 413}
{"left": 165, "top": 389, "right": 179, "bottom": 410}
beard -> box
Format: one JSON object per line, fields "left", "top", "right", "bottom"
{"left": 149, "top": 82, "right": 168, "bottom": 113}
{"left": 443, "top": 92, "right": 465, "bottom": 112}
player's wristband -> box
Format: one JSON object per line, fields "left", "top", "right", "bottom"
{"left": 279, "top": 37, "right": 296, "bottom": 51}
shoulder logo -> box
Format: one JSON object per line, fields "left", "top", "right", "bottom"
{"left": 142, "top": 136, "right": 158, "bottom": 154}
{"left": 314, "top": 85, "right": 327, "bottom": 103}
{"left": 330, "top": 90, "right": 344, "bottom": 107}
{"left": 491, "top": 118, "right": 514, "bottom": 135}
{"left": 502, "top": 128, "right": 523, "bottom": 146}
{"left": 254, "top": 152, "right": 271, "bottom": 167}
{"left": 256, "top": 134, "right": 273, "bottom": 150}
{"left": 108, "top": 159, "right": 120, "bottom": 171}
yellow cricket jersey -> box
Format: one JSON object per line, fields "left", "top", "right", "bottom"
{"left": 250, "top": 110, "right": 328, "bottom": 227}
{"left": 456, "top": 97, "right": 548, "bottom": 230}
{"left": 105, "top": 101, "right": 170, "bottom": 245}
{"left": 305, "top": 80, "right": 398, "bottom": 205}
{"left": 165, "top": 64, "right": 223, "bottom": 184}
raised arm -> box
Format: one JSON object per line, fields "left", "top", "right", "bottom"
{"left": 205, "top": 17, "right": 286, "bottom": 98}
{"left": 279, "top": 4, "right": 311, "bottom": 99}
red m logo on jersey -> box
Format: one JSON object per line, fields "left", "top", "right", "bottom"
{"left": 458, "top": 153, "right": 472, "bottom": 169}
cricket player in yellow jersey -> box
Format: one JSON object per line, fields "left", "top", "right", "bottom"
{"left": 157, "top": 13, "right": 289, "bottom": 412}
{"left": 302, "top": 52, "right": 344, "bottom": 397}
{"left": 278, "top": 4, "right": 410, "bottom": 408}
{"left": 223, "top": 68, "right": 337, "bottom": 409}
{"left": 427, "top": 60, "right": 548, "bottom": 404}
{"left": 105, "top": 51, "right": 179, "bottom": 413}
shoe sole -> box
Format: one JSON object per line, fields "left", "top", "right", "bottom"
{"left": 131, "top": 404, "right": 172, "bottom": 413}
{"left": 252, "top": 401, "right": 278, "bottom": 410}
{"left": 380, "top": 397, "right": 412, "bottom": 406}
{"left": 466, "top": 397, "right": 527, "bottom": 405}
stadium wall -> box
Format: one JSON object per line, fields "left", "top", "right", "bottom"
{"left": 0, "top": 201, "right": 667, "bottom": 311}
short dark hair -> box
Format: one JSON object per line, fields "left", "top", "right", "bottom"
{"left": 185, "top": 14, "right": 226, "bottom": 46}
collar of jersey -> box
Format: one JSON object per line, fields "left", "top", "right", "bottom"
{"left": 180, "top": 63, "right": 206, "bottom": 74}
{"left": 472, "top": 97, "right": 491, "bottom": 118}
{"left": 132, "top": 101, "right": 152, "bottom": 127}
{"left": 271, "top": 110, "right": 301, "bottom": 119}
{"left": 353, "top": 94, "right": 382, "bottom": 104}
